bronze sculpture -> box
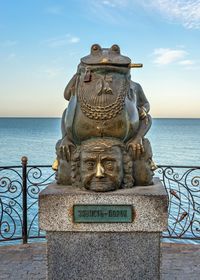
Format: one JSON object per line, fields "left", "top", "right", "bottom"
{"left": 54, "top": 44, "right": 156, "bottom": 191}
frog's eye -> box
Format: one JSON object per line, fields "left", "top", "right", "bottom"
{"left": 91, "top": 44, "right": 102, "bottom": 54}
{"left": 111, "top": 44, "right": 120, "bottom": 54}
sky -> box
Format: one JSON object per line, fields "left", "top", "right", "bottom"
{"left": 0, "top": 0, "right": 200, "bottom": 118}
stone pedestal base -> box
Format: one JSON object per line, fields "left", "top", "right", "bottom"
{"left": 47, "top": 232, "right": 161, "bottom": 280}
{"left": 39, "top": 178, "right": 168, "bottom": 280}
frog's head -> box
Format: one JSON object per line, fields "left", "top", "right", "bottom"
{"left": 81, "top": 44, "right": 131, "bottom": 67}
{"left": 77, "top": 44, "right": 142, "bottom": 79}
{"left": 64, "top": 44, "right": 138, "bottom": 100}
{"left": 64, "top": 44, "right": 143, "bottom": 100}
{"left": 78, "top": 44, "right": 131, "bottom": 82}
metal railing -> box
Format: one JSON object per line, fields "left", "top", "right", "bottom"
{"left": 0, "top": 157, "right": 55, "bottom": 244}
{"left": 0, "top": 157, "right": 200, "bottom": 244}
{"left": 158, "top": 165, "right": 200, "bottom": 240}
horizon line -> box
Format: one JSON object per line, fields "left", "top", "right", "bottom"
{"left": 0, "top": 116, "right": 200, "bottom": 119}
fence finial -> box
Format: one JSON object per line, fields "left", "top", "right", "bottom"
{"left": 21, "top": 156, "right": 28, "bottom": 165}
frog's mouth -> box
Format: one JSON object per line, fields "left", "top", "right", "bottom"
{"left": 78, "top": 63, "right": 130, "bottom": 75}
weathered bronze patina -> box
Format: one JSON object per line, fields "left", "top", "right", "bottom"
{"left": 55, "top": 44, "right": 156, "bottom": 191}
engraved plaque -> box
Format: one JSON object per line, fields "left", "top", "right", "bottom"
{"left": 73, "top": 205, "right": 133, "bottom": 223}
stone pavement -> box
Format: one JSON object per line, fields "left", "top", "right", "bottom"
{"left": 0, "top": 242, "right": 199, "bottom": 280}
{"left": 0, "top": 242, "right": 47, "bottom": 280}
{"left": 161, "top": 242, "right": 200, "bottom": 280}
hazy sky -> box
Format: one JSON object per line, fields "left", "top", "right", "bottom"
{"left": 0, "top": 0, "right": 200, "bottom": 117}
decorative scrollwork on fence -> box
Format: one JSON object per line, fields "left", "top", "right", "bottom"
{"left": 26, "top": 166, "right": 55, "bottom": 239}
{"left": 0, "top": 163, "right": 55, "bottom": 243}
{"left": 157, "top": 166, "right": 200, "bottom": 240}
{"left": 0, "top": 162, "right": 200, "bottom": 243}
{"left": 0, "top": 167, "right": 23, "bottom": 241}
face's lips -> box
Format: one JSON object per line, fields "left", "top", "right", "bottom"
{"left": 88, "top": 179, "right": 118, "bottom": 192}
{"left": 90, "top": 177, "right": 113, "bottom": 183}
{"left": 83, "top": 176, "right": 117, "bottom": 188}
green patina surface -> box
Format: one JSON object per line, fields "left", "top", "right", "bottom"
{"left": 73, "top": 204, "right": 133, "bottom": 223}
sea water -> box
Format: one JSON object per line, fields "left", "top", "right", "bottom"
{"left": 1, "top": 118, "right": 200, "bottom": 166}
{"left": 0, "top": 118, "right": 61, "bottom": 166}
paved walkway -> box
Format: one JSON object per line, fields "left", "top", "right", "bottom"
{"left": 0, "top": 242, "right": 199, "bottom": 279}
{"left": 161, "top": 242, "right": 200, "bottom": 280}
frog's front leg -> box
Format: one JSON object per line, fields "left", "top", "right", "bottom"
{"left": 127, "top": 137, "right": 144, "bottom": 160}
{"left": 127, "top": 113, "right": 152, "bottom": 160}
{"left": 55, "top": 136, "right": 76, "bottom": 185}
{"left": 59, "top": 136, "right": 76, "bottom": 162}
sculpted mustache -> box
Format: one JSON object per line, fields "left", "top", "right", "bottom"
{"left": 83, "top": 174, "right": 116, "bottom": 186}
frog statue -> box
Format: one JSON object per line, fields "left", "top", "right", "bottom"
{"left": 54, "top": 44, "right": 157, "bottom": 191}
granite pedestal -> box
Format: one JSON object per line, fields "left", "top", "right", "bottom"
{"left": 39, "top": 178, "right": 168, "bottom": 280}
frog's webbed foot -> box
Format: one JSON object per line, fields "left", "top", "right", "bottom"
{"left": 127, "top": 138, "right": 144, "bottom": 160}
{"left": 59, "top": 140, "right": 75, "bottom": 162}
{"left": 138, "top": 106, "right": 147, "bottom": 120}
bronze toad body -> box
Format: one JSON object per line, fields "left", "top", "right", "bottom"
{"left": 55, "top": 44, "right": 156, "bottom": 190}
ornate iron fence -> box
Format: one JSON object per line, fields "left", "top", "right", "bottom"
{"left": 0, "top": 158, "right": 200, "bottom": 244}
{"left": 0, "top": 157, "right": 55, "bottom": 244}
{"left": 157, "top": 165, "right": 200, "bottom": 240}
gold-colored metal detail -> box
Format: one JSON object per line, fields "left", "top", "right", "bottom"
{"left": 96, "top": 161, "right": 105, "bottom": 178}
{"left": 128, "top": 63, "right": 143, "bottom": 68}
{"left": 101, "top": 58, "right": 109, "bottom": 63}
{"left": 151, "top": 160, "right": 158, "bottom": 171}
{"left": 78, "top": 81, "right": 128, "bottom": 120}
{"left": 52, "top": 159, "right": 58, "bottom": 171}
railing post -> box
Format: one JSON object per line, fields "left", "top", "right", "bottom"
{"left": 21, "top": 156, "right": 28, "bottom": 244}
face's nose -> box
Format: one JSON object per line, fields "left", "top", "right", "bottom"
{"left": 96, "top": 162, "right": 105, "bottom": 178}
{"left": 150, "top": 160, "right": 157, "bottom": 171}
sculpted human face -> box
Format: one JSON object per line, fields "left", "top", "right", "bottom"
{"left": 81, "top": 146, "right": 123, "bottom": 192}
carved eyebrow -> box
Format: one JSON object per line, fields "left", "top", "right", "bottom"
{"left": 100, "top": 156, "right": 116, "bottom": 161}
{"left": 83, "top": 157, "right": 97, "bottom": 162}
